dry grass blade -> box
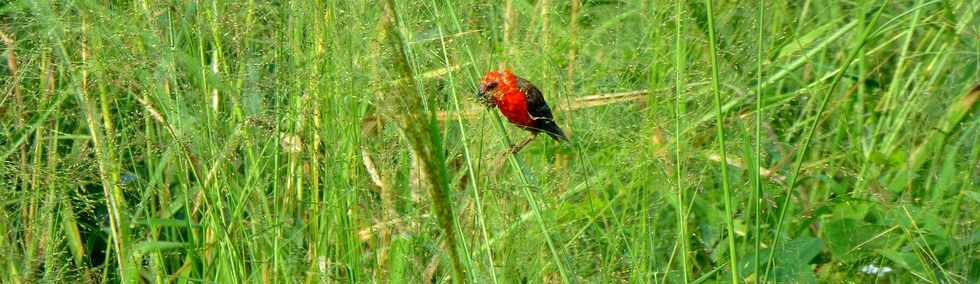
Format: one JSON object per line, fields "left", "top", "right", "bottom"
{"left": 361, "top": 147, "right": 386, "bottom": 191}
{"left": 385, "top": 64, "right": 466, "bottom": 87}
{"left": 707, "top": 153, "right": 787, "bottom": 183}
{"left": 358, "top": 214, "right": 429, "bottom": 242}
{"left": 361, "top": 89, "right": 649, "bottom": 129}
{"left": 1, "top": 29, "right": 26, "bottom": 174}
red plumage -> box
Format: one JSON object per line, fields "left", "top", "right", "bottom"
{"left": 478, "top": 69, "right": 567, "bottom": 142}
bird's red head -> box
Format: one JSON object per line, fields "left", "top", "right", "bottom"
{"left": 478, "top": 69, "right": 517, "bottom": 103}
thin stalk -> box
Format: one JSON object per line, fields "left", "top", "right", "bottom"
{"left": 504, "top": 0, "right": 514, "bottom": 56}
{"left": 702, "top": 1, "right": 739, "bottom": 282}
{"left": 672, "top": 1, "right": 689, "bottom": 283}
{"left": 567, "top": 0, "right": 580, "bottom": 93}
{"left": 752, "top": 0, "right": 764, "bottom": 280}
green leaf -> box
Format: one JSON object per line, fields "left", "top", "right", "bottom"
{"left": 774, "top": 18, "right": 843, "bottom": 59}
{"left": 783, "top": 236, "right": 824, "bottom": 264}
{"left": 136, "top": 218, "right": 196, "bottom": 228}
{"left": 133, "top": 241, "right": 189, "bottom": 256}
{"left": 823, "top": 218, "right": 892, "bottom": 263}
{"left": 964, "top": 191, "right": 980, "bottom": 204}
{"left": 880, "top": 249, "right": 927, "bottom": 280}
{"left": 832, "top": 201, "right": 872, "bottom": 220}
{"left": 741, "top": 235, "right": 822, "bottom": 283}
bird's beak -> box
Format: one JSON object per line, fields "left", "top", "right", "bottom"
{"left": 476, "top": 85, "right": 494, "bottom": 107}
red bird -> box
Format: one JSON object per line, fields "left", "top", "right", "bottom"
{"left": 478, "top": 69, "right": 568, "bottom": 149}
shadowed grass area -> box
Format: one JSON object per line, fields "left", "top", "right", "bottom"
{"left": 1, "top": 0, "right": 977, "bottom": 283}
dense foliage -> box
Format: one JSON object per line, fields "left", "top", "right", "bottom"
{"left": 1, "top": 0, "right": 977, "bottom": 282}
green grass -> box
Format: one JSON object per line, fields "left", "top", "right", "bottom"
{"left": 1, "top": 0, "right": 978, "bottom": 283}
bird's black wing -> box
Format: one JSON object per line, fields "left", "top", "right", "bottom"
{"left": 514, "top": 76, "right": 554, "bottom": 121}
{"left": 515, "top": 76, "right": 568, "bottom": 141}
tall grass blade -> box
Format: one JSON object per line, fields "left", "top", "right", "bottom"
{"left": 702, "top": 0, "right": 739, "bottom": 282}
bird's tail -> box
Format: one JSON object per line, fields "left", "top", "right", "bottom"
{"left": 538, "top": 120, "right": 569, "bottom": 142}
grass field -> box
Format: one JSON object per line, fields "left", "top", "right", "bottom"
{"left": 1, "top": 0, "right": 978, "bottom": 283}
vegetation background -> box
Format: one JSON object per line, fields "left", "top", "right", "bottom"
{"left": 1, "top": 0, "right": 977, "bottom": 283}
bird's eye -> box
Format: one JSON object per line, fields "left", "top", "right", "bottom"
{"left": 486, "top": 82, "right": 498, "bottom": 89}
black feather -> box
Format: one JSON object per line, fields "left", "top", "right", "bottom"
{"left": 515, "top": 76, "right": 568, "bottom": 142}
